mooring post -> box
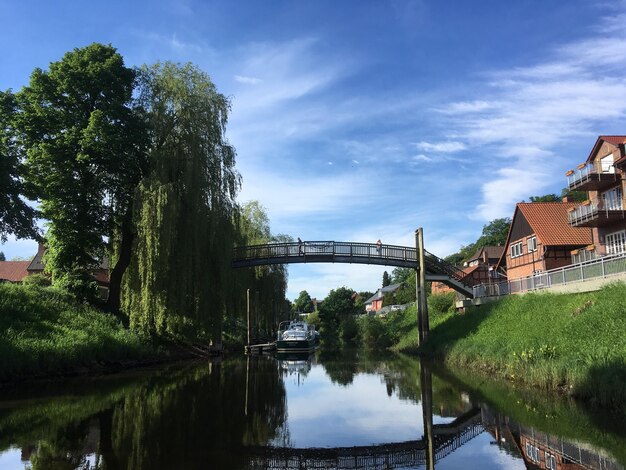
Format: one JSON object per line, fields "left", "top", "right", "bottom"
{"left": 420, "top": 359, "right": 435, "bottom": 470}
{"left": 246, "top": 288, "right": 251, "bottom": 348}
{"left": 416, "top": 227, "right": 429, "bottom": 345}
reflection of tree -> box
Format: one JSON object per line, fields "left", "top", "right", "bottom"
{"left": 318, "top": 348, "right": 359, "bottom": 385}
{"left": 0, "top": 358, "right": 287, "bottom": 470}
{"left": 107, "top": 356, "right": 286, "bottom": 469}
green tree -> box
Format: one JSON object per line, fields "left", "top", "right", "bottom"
{"left": 382, "top": 270, "right": 391, "bottom": 287}
{"left": 293, "top": 290, "right": 314, "bottom": 313}
{"left": 319, "top": 286, "right": 358, "bottom": 333}
{"left": 475, "top": 217, "right": 510, "bottom": 247}
{"left": 0, "top": 251, "right": 4, "bottom": 261}
{"left": 446, "top": 217, "right": 511, "bottom": 265}
{"left": 354, "top": 290, "right": 374, "bottom": 314}
{"left": 390, "top": 267, "right": 413, "bottom": 284}
{"left": 0, "top": 90, "right": 38, "bottom": 242}
{"left": 122, "top": 62, "right": 240, "bottom": 340}
{"left": 15, "top": 43, "right": 146, "bottom": 301}
{"left": 529, "top": 194, "right": 560, "bottom": 202}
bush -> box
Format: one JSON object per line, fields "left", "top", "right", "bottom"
{"left": 428, "top": 292, "right": 456, "bottom": 315}
{"left": 54, "top": 270, "right": 99, "bottom": 302}
{"left": 22, "top": 273, "right": 51, "bottom": 287}
{"left": 361, "top": 315, "right": 393, "bottom": 348}
{"left": 340, "top": 316, "right": 360, "bottom": 343}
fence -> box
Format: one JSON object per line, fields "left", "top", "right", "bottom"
{"left": 473, "top": 253, "right": 626, "bottom": 298}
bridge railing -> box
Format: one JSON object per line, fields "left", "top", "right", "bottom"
{"left": 233, "top": 241, "right": 418, "bottom": 263}
{"left": 423, "top": 249, "right": 469, "bottom": 284}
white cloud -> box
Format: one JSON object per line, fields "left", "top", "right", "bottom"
{"left": 234, "top": 75, "right": 262, "bottom": 85}
{"left": 414, "top": 141, "right": 466, "bottom": 152}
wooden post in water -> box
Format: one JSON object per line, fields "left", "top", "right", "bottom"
{"left": 246, "top": 288, "right": 251, "bottom": 348}
{"left": 416, "top": 228, "right": 429, "bottom": 345}
{"left": 420, "top": 359, "right": 435, "bottom": 470}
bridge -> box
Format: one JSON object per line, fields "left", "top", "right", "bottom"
{"left": 232, "top": 240, "right": 474, "bottom": 298}
{"left": 244, "top": 408, "right": 483, "bottom": 469}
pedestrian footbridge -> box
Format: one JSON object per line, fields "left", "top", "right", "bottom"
{"left": 244, "top": 408, "right": 483, "bottom": 469}
{"left": 232, "top": 240, "right": 474, "bottom": 298}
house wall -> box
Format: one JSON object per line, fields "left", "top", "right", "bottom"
{"left": 586, "top": 141, "right": 626, "bottom": 254}
{"left": 503, "top": 235, "right": 545, "bottom": 280}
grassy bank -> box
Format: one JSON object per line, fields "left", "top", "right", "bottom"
{"left": 0, "top": 283, "right": 160, "bottom": 382}
{"left": 381, "top": 284, "right": 626, "bottom": 410}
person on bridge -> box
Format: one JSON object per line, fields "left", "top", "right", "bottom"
{"left": 298, "top": 237, "right": 304, "bottom": 255}
{"left": 376, "top": 239, "right": 382, "bottom": 255}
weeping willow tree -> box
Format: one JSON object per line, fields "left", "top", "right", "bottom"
{"left": 122, "top": 63, "right": 240, "bottom": 341}
{"left": 227, "top": 201, "right": 290, "bottom": 336}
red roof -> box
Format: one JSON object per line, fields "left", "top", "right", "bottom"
{"left": 586, "top": 135, "right": 626, "bottom": 163}
{"left": 517, "top": 202, "right": 593, "bottom": 246}
{"left": 0, "top": 261, "right": 31, "bottom": 282}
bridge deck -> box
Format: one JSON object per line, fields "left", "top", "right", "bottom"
{"left": 232, "top": 241, "right": 474, "bottom": 298}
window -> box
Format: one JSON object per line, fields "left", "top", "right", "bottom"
{"left": 545, "top": 453, "right": 557, "bottom": 470}
{"left": 510, "top": 241, "right": 523, "bottom": 258}
{"left": 601, "top": 187, "right": 623, "bottom": 210}
{"left": 606, "top": 230, "right": 626, "bottom": 255}
{"left": 600, "top": 153, "right": 615, "bottom": 174}
{"left": 527, "top": 236, "right": 537, "bottom": 252}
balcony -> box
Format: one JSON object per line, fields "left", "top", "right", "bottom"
{"left": 568, "top": 199, "right": 626, "bottom": 227}
{"left": 566, "top": 163, "right": 620, "bottom": 191}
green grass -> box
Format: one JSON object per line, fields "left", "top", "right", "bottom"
{"left": 412, "top": 283, "right": 626, "bottom": 411}
{"left": 0, "top": 283, "right": 157, "bottom": 381}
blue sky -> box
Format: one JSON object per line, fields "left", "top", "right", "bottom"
{"left": 3, "top": 0, "right": 626, "bottom": 300}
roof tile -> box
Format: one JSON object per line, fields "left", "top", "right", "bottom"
{"left": 517, "top": 202, "right": 592, "bottom": 246}
{"left": 0, "top": 261, "right": 31, "bottom": 282}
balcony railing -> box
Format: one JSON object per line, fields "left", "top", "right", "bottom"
{"left": 568, "top": 197, "right": 625, "bottom": 227}
{"left": 566, "top": 163, "right": 619, "bottom": 191}
{"left": 473, "top": 252, "right": 626, "bottom": 298}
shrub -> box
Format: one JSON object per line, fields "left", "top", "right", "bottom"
{"left": 22, "top": 273, "right": 51, "bottom": 287}
{"left": 428, "top": 292, "right": 456, "bottom": 315}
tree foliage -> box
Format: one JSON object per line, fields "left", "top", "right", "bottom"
{"left": 15, "top": 44, "right": 145, "bottom": 296}
{"left": 122, "top": 62, "right": 240, "bottom": 339}
{"left": 445, "top": 217, "right": 511, "bottom": 265}
{"left": 382, "top": 271, "right": 390, "bottom": 287}
{"left": 293, "top": 290, "right": 314, "bottom": 313}
{"left": 319, "top": 287, "right": 358, "bottom": 332}
{"left": 0, "top": 90, "right": 38, "bottom": 242}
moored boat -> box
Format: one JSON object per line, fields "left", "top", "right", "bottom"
{"left": 276, "top": 320, "right": 318, "bottom": 352}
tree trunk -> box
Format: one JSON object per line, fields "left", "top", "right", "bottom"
{"left": 107, "top": 214, "right": 134, "bottom": 313}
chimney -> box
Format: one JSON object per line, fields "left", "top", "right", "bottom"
{"left": 562, "top": 196, "right": 573, "bottom": 203}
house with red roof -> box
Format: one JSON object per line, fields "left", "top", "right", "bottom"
{"left": 496, "top": 202, "right": 593, "bottom": 280}
{"left": 565, "top": 135, "right": 626, "bottom": 259}
{"left": 0, "top": 261, "right": 31, "bottom": 283}
{"left": 431, "top": 246, "right": 504, "bottom": 295}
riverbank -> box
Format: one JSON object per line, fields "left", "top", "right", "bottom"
{"left": 0, "top": 283, "right": 216, "bottom": 384}
{"left": 388, "top": 283, "right": 626, "bottom": 412}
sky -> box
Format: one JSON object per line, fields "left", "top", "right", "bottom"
{"left": 2, "top": 0, "right": 626, "bottom": 300}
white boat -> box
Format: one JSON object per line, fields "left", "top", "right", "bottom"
{"left": 276, "top": 320, "right": 318, "bottom": 352}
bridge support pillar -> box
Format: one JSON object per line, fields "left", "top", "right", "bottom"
{"left": 416, "top": 228, "right": 429, "bottom": 345}
{"left": 420, "top": 360, "right": 435, "bottom": 470}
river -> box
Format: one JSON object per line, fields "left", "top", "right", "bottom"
{"left": 0, "top": 349, "right": 623, "bottom": 469}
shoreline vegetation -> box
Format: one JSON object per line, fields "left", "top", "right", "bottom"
{"left": 360, "top": 283, "right": 626, "bottom": 413}
{"left": 2, "top": 278, "right": 625, "bottom": 417}
{"left": 0, "top": 283, "right": 231, "bottom": 385}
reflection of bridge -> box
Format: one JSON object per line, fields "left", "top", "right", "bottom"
{"left": 245, "top": 409, "right": 483, "bottom": 469}
{"left": 232, "top": 240, "right": 474, "bottom": 298}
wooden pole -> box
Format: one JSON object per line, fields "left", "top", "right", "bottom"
{"left": 416, "top": 227, "right": 429, "bottom": 345}
{"left": 246, "top": 288, "right": 251, "bottom": 348}
{"left": 420, "top": 359, "right": 435, "bottom": 470}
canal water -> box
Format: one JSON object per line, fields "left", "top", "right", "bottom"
{"left": 0, "top": 349, "right": 623, "bottom": 469}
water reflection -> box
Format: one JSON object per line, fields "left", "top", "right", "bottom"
{"left": 0, "top": 352, "right": 623, "bottom": 469}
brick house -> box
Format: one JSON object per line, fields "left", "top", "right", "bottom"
{"left": 565, "top": 135, "right": 626, "bottom": 260}
{"left": 364, "top": 283, "right": 403, "bottom": 312}
{"left": 0, "top": 242, "right": 109, "bottom": 297}
{"left": 431, "top": 246, "right": 504, "bottom": 294}
{"left": 0, "top": 261, "right": 31, "bottom": 283}
{"left": 496, "top": 202, "right": 593, "bottom": 280}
